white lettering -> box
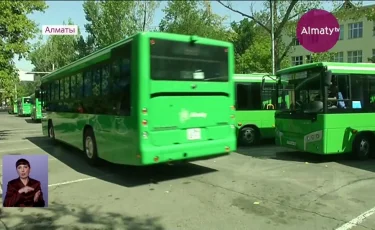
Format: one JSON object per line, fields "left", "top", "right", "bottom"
{"left": 42, "top": 25, "right": 78, "bottom": 35}
{"left": 300, "top": 26, "right": 340, "bottom": 36}
{"left": 189, "top": 112, "right": 207, "bottom": 118}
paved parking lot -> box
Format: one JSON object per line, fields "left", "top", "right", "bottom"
{"left": 0, "top": 112, "right": 374, "bottom": 230}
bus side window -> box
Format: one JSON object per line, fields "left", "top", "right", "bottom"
{"left": 111, "top": 43, "right": 131, "bottom": 116}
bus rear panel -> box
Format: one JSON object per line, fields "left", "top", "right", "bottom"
{"left": 139, "top": 36, "right": 236, "bottom": 165}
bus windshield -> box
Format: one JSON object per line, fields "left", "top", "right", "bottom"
{"left": 150, "top": 39, "right": 228, "bottom": 82}
{"left": 277, "top": 69, "right": 322, "bottom": 112}
{"left": 23, "top": 98, "right": 31, "bottom": 104}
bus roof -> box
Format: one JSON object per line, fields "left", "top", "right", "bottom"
{"left": 277, "top": 62, "right": 375, "bottom": 76}
{"left": 40, "top": 32, "right": 233, "bottom": 83}
{"left": 234, "top": 73, "right": 276, "bottom": 83}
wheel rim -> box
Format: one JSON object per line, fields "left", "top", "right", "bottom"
{"left": 49, "top": 126, "right": 54, "bottom": 138}
{"left": 85, "top": 136, "right": 94, "bottom": 159}
{"left": 359, "top": 139, "right": 370, "bottom": 156}
{"left": 243, "top": 129, "right": 255, "bottom": 144}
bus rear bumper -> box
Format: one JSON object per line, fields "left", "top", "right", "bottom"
{"left": 140, "top": 138, "right": 236, "bottom": 165}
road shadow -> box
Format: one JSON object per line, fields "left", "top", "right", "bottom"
{"left": 26, "top": 136, "right": 218, "bottom": 188}
{"left": 238, "top": 145, "right": 375, "bottom": 173}
{"left": 0, "top": 202, "right": 165, "bottom": 230}
{"left": 0, "top": 130, "right": 11, "bottom": 141}
{"left": 25, "top": 118, "right": 40, "bottom": 124}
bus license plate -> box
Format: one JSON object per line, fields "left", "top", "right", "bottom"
{"left": 187, "top": 128, "right": 201, "bottom": 140}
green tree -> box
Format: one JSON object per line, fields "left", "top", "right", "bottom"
{"left": 0, "top": 1, "right": 47, "bottom": 100}
{"left": 27, "top": 19, "right": 79, "bottom": 90}
{"left": 159, "top": 0, "right": 233, "bottom": 41}
{"left": 83, "top": 0, "right": 159, "bottom": 49}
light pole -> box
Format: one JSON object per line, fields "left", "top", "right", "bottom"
{"left": 270, "top": 0, "right": 276, "bottom": 75}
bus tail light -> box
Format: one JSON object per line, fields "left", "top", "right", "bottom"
{"left": 150, "top": 40, "right": 155, "bottom": 45}
{"left": 352, "top": 129, "right": 358, "bottom": 134}
{"left": 230, "top": 105, "right": 235, "bottom": 110}
{"left": 153, "top": 156, "right": 159, "bottom": 162}
{"left": 238, "top": 123, "right": 242, "bottom": 127}
{"left": 142, "top": 119, "right": 148, "bottom": 126}
{"left": 225, "top": 146, "right": 230, "bottom": 152}
{"left": 142, "top": 108, "right": 148, "bottom": 115}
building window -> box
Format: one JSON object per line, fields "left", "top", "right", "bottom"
{"left": 347, "top": 50, "right": 362, "bottom": 63}
{"left": 332, "top": 52, "right": 344, "bottom": 62}
{"left": 293, "top": 37, "right": 300, "bottom": 46}
{"left": 291, "top": 56, "right": 303, "bottom": 66}
{"left": 348, "top": 22, "right": 363, "bottom": 39}
{"left": 339, "top": 25, "right": 344, "bottom": 40}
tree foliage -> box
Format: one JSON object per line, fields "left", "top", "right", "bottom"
{"left": 83, "top": 0, "right": 159, "bottom": 49}
{"left": 159, "top": 0, "right": 233, "bottom": 41}
{"left": 0, "top": 1, "right": 47, "bottom": 100}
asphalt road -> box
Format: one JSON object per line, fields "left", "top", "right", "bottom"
{"left": 0, "top": 112, "right": 374, "bottom": 230}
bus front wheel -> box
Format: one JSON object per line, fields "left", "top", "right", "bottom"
{"left": 353, "top": 134, "right": 373, "bottom": 160}
{"left": 83, "top": 129, "right": 101, "bottom": 166}
{"left": 239, "top": 126, "right": 259, "bottom": 146}
{"left": 48, "top": 121, "right": 56, "bottom": 142}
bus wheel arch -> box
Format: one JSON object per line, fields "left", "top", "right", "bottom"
{"left": 83, "top": 125, "right": 101, "bottom": 166}
{"left": 352, "top": 131, "right": 375, "bottom": 160}
{"left": 238, "top": 125, "right": 260, "bottom": 146}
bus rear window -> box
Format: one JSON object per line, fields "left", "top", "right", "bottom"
{"left": 23, "top": 98, "right": 31, "bottom": 104}
{"left": 150, "top": 38, "right": 228, "bottom": 82}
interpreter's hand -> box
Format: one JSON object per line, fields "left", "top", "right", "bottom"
{"left": 18, "top": 186, "right": 34, "bottom": 194}
{"left": 33, "top": 190, "right": 41, "bottom": 202}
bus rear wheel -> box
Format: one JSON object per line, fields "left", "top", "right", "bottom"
{"left": 83, "top": 129, "right": 101, "bottom": 166}
{"left": 353, "top": 134, "right": 373, "bottom": 160}
{"left": 48, "top": 122, "right": 55, "bottom": 141}
{"left": 239, "top": 126, "right": 259, "bottom": 146}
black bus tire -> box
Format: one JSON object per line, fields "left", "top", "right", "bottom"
{"left": 239, "top": 126, "right": 259, "bottom": 146}
{"left": 83, "top": 128, "right": 101, "bottom": 166}
{"left": 352, "top": 133, "right": 373, "bottom": 160}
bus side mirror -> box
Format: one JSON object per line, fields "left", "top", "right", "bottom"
{"left": 325, "top": 71, "right": 332, "bottom": 86}
{"left": 261, "top": 78, "right": 265, "bottom": 91}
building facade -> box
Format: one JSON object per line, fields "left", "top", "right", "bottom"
{"left": 286, "top": 5, "right": 375, "bottom": 66}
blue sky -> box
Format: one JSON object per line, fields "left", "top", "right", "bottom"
{"left": 14, "top": 1, "right": 375, "bottom": 71}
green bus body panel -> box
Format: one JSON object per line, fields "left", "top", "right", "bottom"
{"left": 275, "top": 114, "right": 375, "bottom": 154}
{"left": 18, "top": 97, "right": 31, "bottom": 116}
{"left": 41, "top": 32, "right": 236, "bottom": 166}
{"left": 234, "top": 73, "right": 277, "bottom": 139}
{"left": 30, "top": 93, "right": 42, "bottom": 120}
{"left": 275, "top": 62, "right": 375, "bottom": 154}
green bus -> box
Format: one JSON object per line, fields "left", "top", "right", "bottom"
{"left": 234, "top": 73, "right": 280, "bottom": 146}
{"left": 275, "top": 62, "right": 375, "bottom": 160}
{"left": 39, "top": 32, "right": 236, "bottom": 166}
{"left": 8, "top": 100, "right": 18, "bottom": 114}
{"left": 17, "top": 96, "right": 32, "bottom": 116}
{"left": 30, "top": 93, "right": 42, "bottom": 121}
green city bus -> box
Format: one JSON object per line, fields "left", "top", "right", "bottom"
{"left": 17, "top": 96, "right": 32, "bottom": 116}
{"left": 39, "top": 32, "right": 236, "bottom": 166}
{"left": 275, "top": 62, "right": 375, "bottom": 160}
{"left": 234, "top": 73, "right": 280, "bottom": 146}
{"left": 30, "top": 93, "right": 42, "bottom": 121}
